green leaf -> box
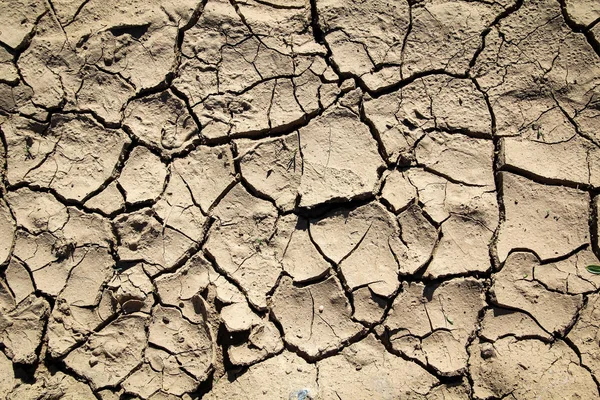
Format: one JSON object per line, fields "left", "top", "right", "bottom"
{"left": 586, "top": 265, "right": 600, "bottom": 275}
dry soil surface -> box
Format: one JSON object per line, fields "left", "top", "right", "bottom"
{"left": 1, "top": 0, "right": 600, "bottom": 399}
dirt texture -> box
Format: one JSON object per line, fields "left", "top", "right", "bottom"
{"left": 1, "top": 0, "right": 600, "bottom": 398}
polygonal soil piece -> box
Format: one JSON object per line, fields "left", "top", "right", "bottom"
{"left": 107, "top": 264, "right": 154, "bottom": 315}
{"left": 0, "top": 45, "right": 17, "bottom": 79}
{"left": 469, "top": 337, "right": 598, "bottom": 399}
{"left": 427, "top": 380, "right": 471, "bottom": 400}
{"left": 172, "top": 145, "right": 236, "bottom": 213}
{"left": 31, "top": 246, "right": 104, "bottom": 297}
{"left": 220, "top": 301, "right": 260, "bottom": 333}
{"left": 318, "top": 334, "right": 438, "bottom": 399}
{"left": 271, "top": 213, "right": 330, "bottom": 283}
{"left": 564, "top": 0, "right": 600, "bottom": 27}
{"left": 228, "top": 319, "right": 284, "bottom": 366}
{"left": 364, "top": 76, "right": 491, "bottom": 162}
{"left": 2, "top": 116, "right": 53, "bottom": 186}
{"left": 568, "top": 293, "right": 600, "bottom": 383}
{"left": 63, "top": 0, "right": 199, "bottom": 91}
{"left": 123, "top": 91, "right": 199, "bottom": 154}
{"left": 501, "top": 135, "right": 600, "bottom": 187}
{"left": 0, "top": 49, "right": 17, "bottom": 86}
{"left": 0, "top": 0, "right": 47, "bottom": 49}
{"left": 204, "top": 184, "right": 280, "bottom": 309}
{"left": 406, "top": 169, "right": 498, "bottom": 226}
{"left": 316, "top": 0, "right": 409, "bottom": 79}
{"left": 310, "top": 202, "right": 403, "bottom": 297}
{"left": 154, "top": 253, "right": 211, "bottom": 323}
{"left": 404, "top": 169, "right": 450, "bottom": 223}
{"left": 425, "top": 214, "right": 494, "bottom": 278}
{"left": 64, "top": 313, "right": 149, "bottom": 389}
{"left": 122, "top": 347, "right": 199, "bottom": 399}
{"left": 0, "top": 198, "right": 16, "bottom": 265}
{"left": 492, "top": 251, "right": 583, "bottom": 335}
{"left": 29, "top": 247, "right": 89, "bottom": 298}
{"left": 7, "top": 364, "right": 96, "bottom": 400}
{"left": 534, "top": 248, "right": 600, "bottom": 294}
{"left": 237, "top": 133, "right": 302, "bottom": 212}
{"left": 61, "top": 207, "right": 114, "bottom": 247}
{"left": 415, "top": 132, "right": 495, "bottom": 187}
{"left": 15, "top": 11, "right": 82, "bottom": 111}
{"left": 6, "top": 188, "right": 68, "bottom": 234}
{"left": 351, "top": 286, "right": 389, "bottom": 325}
{"left": 384, "top": 278, "right": 485, "bottom": 376}
{"left": 118, "top": 146, "right": 168, "bottom": 204}
{"left": 58, "top": 247, "right": 114, "bottom": 307}
{"left": 497, "top": 172, "right": 590, "bottom": 261}
{"left": 148, "top": 305, "right": 214, "bottom": 382}
{"left": 271, "top": 276, "right": 365, "bottom": 359}
{"left": 380, "top": 170, "right": 417, "bottom": 213}
{"left": 0, "top": 351, "right": 16, "bottom": 395}
{"left": 5, "top": 258, "right": 34, "bottom": 304}
{"left": 85, "top": 181, "right": 125, "bottom": 215}
{"left": 480, "top": 308, "right": 553, "bottom": 342}
{"left": 114, "top": 209, "right": 195, "bottom": 276}
{"left": 69, "top": 66, "right": 136, "bottom": 125}
{"left": 209, "top": 265, "right": 246, "bottom": 305}
{"left": 233, "top": 0, "right": 317, "bottom": 55}
{"left": 0, "top": 283, "right": 49, "bottom": 364}
{"left": 153, "top": 171, "right": 208, "bottom": 241}
{"left": 12, "top": 230, "right": 59, "bottom": 276}
{"left": 395, "top": 204, "right": 438, "bottom": 275}
{"left": 298, "top": 106, "right": 383, "bottom": 208}
{"left": 47, "top": 291, "right": 116, "bottom": 358}
{"left": 20, "top": 115, "right": 130, "bottom": 201}
{"left": 204, "top": 351, "right": 317, "bottom": 400}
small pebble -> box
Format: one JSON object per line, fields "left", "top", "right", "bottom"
{"left": 318, "top": 305, "right": 324, "bottom": 313}
{"left": 481, "top": 343, "right": 495, "bottom": 359}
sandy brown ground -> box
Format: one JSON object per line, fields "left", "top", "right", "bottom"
{"left": 1, "top": 0, "right": 600, "bottom": 398}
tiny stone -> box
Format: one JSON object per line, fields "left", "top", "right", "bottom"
{"left": 481, "top": 343, "right": 495, "bottom": 359}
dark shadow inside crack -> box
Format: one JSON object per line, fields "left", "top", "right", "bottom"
{"left": 109, "top": 24, "right": 151, "bottom": 40}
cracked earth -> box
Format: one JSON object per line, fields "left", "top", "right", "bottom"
{"left": 1, "top": 0, "right": 600, "bottom": 398}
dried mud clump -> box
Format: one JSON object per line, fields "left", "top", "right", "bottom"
{"left": 1, "top": 0, "right": 600, "bottom": 398}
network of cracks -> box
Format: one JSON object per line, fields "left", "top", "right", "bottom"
{"left": 1, "top": 0, "right": 600, "bottom": 398}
